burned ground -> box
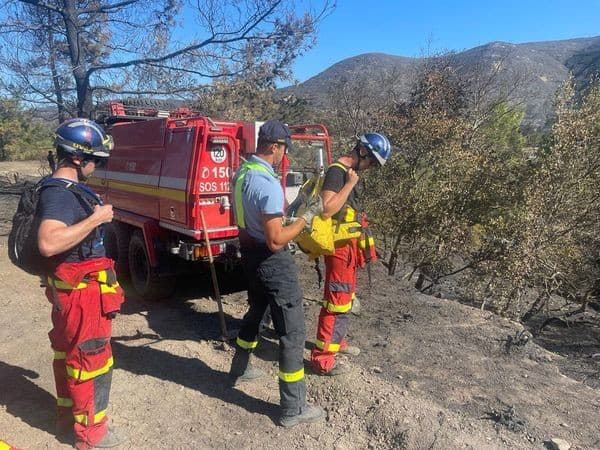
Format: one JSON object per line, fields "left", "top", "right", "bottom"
{"left": 0, "top": 162, "right": 598, "bottom": 449}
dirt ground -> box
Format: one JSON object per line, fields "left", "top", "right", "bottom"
{"left": 0, "top": 162, "right": 599, "bottom": 450}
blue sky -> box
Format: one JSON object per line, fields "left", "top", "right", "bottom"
{"left": 290, "top": 0, "right": 600, "bottom": 83}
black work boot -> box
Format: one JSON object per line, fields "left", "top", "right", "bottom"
{"left": 93, "top": 427, "right": 126, "bottom": 448}
{"left": 229, "top": 348, "right": 265, "bottom": 386}
{"left": 279, "top": 405, "right": 325, "bottom": 427}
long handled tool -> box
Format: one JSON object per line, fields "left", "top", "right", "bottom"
{"left": 200, "top": 209, "right": 229, "bottom": 341}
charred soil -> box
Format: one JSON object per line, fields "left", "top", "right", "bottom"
{"left": 0, "top": 162, "right": 598, "bottom": 449}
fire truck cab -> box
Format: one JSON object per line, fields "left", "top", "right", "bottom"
{"left": 89, "top": 103, "right": 331, "bottom": 300}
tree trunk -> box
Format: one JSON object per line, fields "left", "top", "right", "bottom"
{"left": 62, "top": 0, "right": 92, "bottom": 118}
{"left": 387, "top": 233, "right": 403, "bottom": 276}
{"left": 521, "top": 294, "right": 548, "bottom": 322}
{"left": 46, "top": 11, "right": 66, "bottom": 123}
{"left": 76, "top": 77, "right": 93, "bottom": 118}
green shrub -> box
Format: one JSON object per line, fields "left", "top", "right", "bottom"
{"left": 321, "top": 63, "right": 599, "bottom": 318}
{"left": 0, "top": 99, "right": 53, "bottom": 161}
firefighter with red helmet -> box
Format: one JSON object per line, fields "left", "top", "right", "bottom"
{"left": 37, "top": 119, "right": 125, "bottom": 449}
{"left": 311, "top": 133, "right": 392, "bottom": 375}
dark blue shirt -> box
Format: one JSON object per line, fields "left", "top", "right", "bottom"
{"left": 37, "top": 183, "right": 105, "bottom": 263}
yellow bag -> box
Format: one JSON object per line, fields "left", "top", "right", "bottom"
{"left": 295, "top": 215, "right": 335, "bottom": 259}
{"left": 331, "top": 219, "right": 362, "bottom": 244}
{"left": 287, "top": 162, "right": 366, "bottom": 259}
{"left": 287, "top": 174, "right": 335, "bottom": 259}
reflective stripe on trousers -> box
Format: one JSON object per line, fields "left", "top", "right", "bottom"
{"left": 279, "top": 367, "right": 305, "bottom": 383}
{"left": 48, "top": 278, "right": 119, "bottom": 449}
{"left": 66, "top": 357, "right": 113, "bottom": 381}
{"left": 314, "top": 339, "right": 340, "bottom": 352}
{"left": 311, "top": 240, "right": 357, "bottom": 374}
{"left": 236, "top": 337, "right": 258, "bottom": 350}
{"left": 322, "top": 298, "right": 353, "bottom": 313}
{"left": 74, "top": 409, "right": 107, "bottom": 426}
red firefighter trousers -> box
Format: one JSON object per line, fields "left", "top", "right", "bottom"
{"left": 47, "top": 258, "right": 123, "bottom": 450}
{"left": 311, "top": 240, "right": 358, "bottom": 374}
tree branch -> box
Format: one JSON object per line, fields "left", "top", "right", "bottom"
{"left": 78, "top": 0, "right": 142, "bottom": 15}
{"left": 87, "top": 0, "right": 281, "bottom": 75}
{"left": 93, "top": 86, "right": 203, "bottom": 95}
{"left": 141, "top": 61, "right": 245, "bottom": 78}
{"left": 16, "top": 0, "right": 62, "bottom": 14}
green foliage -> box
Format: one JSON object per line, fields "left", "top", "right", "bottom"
{"left": 0, "top": 99, "right": 52, "bottom": 161}
{"left": 477, "top": 79, "right": 600, "bottom": 317}
{"left": 359, "top": 71, "right": 599, "bottom": 317}
{"left": 197, "top": 65, "right": 323, "bottom": 172}
{"left": 197, "top": 52, "right": 312, "bottom": 126}
{"left": 318, "top": 62, "right": 600, "bottom": 318}
{"left": 363, "top": 67, "right": 528, "bottom": 285}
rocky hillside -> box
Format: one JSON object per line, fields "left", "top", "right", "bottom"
{"left": 282, "top": 36, "right": 600, "bottom": 128}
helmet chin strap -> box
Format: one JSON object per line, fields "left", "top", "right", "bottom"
{"left": 76, "top": 165, "right": 88, "bottom": 182}
{"left": 353, "top": 145, "right": 368, "bottom": 171}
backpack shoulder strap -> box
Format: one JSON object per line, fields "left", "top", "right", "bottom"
{"left": 328, "top": 162, "right": 348, "bottom": 173}
{"left": 40, "top": 178, "right": 101, "bottom": 214}
{"left": 69, "top": 183, "right": 102, "bottom": 213}
{"left": 39, "top": 179, "right": 103, "bottom": 259}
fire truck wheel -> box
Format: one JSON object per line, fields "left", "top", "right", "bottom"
{"left": 104, "top": 223, "right": 130, "bottom": 275}
{"left": 128, "top": 230, "right": 175, "bottom": 301}
{"left": 216, "top": 263, "right": 247, "bottom": 293}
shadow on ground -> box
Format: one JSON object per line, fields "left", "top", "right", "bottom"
{"left": 115, "top": 271, "right": 245, "bottom": 343}
{"left": 0, "top": 361, "right": 56, "bottom": 436}
{"left": 112, "top": 270, "right": 283, "bottom": 422}
{"left": 111, "top": 341, "right": 280, "bottom": 424}
{"left": 525, "top": 314, "right": 600, "bottom": 388}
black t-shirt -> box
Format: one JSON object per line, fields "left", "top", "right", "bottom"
{"left": 322, "top": 164, "right": 361, "bottom": 220}
{"left": 37, "top": 183, "right": 105, "bottom": 264}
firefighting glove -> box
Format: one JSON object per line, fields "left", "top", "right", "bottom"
{"left": 300, "top": 196, "right": 323, "bottom": 228}
{"left": 283, "top": 216, "right": 298, "bottom": 226}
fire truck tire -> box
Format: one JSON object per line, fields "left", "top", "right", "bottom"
{"left": 216, "top": 263, "right": 247, "bottom": 293}
{"left": 128, "top": 230, "right": 175, "bottom": 301}
{"left": 104, "top": 223, "right": 130, "bottom": 275}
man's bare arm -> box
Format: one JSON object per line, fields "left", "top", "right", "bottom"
{"left": 321, "top": 168, "right": 359, "bottom": 219}
{"left": 262, "top": 214, "right": 306, "bottom": 252}
{"left": 38, "top": 205, "right": 114, "bottom": 257}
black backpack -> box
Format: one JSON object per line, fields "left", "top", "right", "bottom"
{"left": 8, "top": 177, "right": 99, "bottom": 276}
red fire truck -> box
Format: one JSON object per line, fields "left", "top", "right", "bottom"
{"left": 89, "top": 103, "right": 331, "bottom": 300}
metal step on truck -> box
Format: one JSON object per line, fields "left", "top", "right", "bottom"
{"left": 89, "top": 102, "right": 331, "bottom": 300}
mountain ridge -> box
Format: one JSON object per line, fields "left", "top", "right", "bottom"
{"left": 282, "top": 35, "right": 600, "bottom": 128}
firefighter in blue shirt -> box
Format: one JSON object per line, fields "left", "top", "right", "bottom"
{"left": 229, "top": 120, "right": 324, "bottom": 427}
